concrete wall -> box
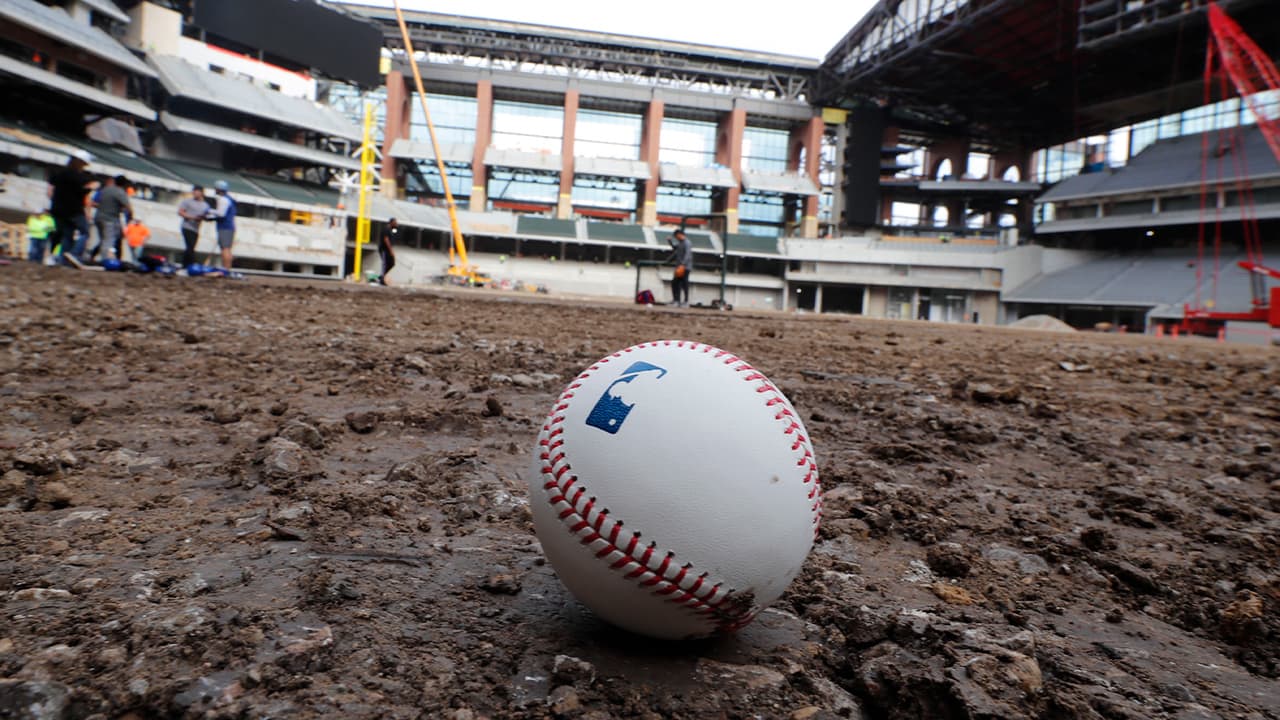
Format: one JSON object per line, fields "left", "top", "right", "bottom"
{"left": 383, "top": 246, "right": 785, "bottom": 308}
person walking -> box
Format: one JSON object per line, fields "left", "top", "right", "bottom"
{"left": 208, "top": 179, "right": 237, "bottom": 270}
{"left": 176, "top": 185, "right": 210, "bottom": 270}
{"left": 89, "top": 175, "right": 132, "bottom": 262}
{"left": 48, "top": 150, "right": 97, "bottom": 266}
{"left": 378, "top": 217, "right": 398, "bottom": 285}
{"left": 667, "top": 228, "right": 693, "bottom": 307}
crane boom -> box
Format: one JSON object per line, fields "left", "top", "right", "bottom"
{"left": 1181, "top": 3, "right": 1280, "bottom": 335}
{"left": 391, "top": 0, "right": 486, "bottom": 286}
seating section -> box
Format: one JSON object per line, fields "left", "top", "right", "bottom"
{"left": 724, "top": 233, "right": 780, "bottom": 255}
{"left": 517, "top": 216, "right": 579, "bottom": 239}
{"left": 1008, "top": 248, "right": 1264, "bottom": 311}
{"left": 586, "top": 221, "right": 649, "bottom": 245}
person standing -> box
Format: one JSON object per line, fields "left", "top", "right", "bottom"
{"left": 667, "top": 228, "right": 693, "bottom": 307}
{"left": 378, "top": 217, "right": 398, "bottom": 286}
{"left": 208, "top": 180, "right": 237, "bottom": 270}
{"left": 176, "top": 185, "right": 210, "bottom": 269}
{"left": 25, "top": 210, "right": 56, "bottom": 264}
{"left": 89, "top": 175, "right": 132, "bottom": 262}
{"left": 122, "top": 217, "right": 151, "bottom": 264}
{"left": 48, "top": 150, "right": 97, "bottom": 266}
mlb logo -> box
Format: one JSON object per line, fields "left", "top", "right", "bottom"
{"left": 585, "top": 361, "right": 667, "bottom": 434}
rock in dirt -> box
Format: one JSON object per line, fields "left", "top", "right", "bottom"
{"left": 1, "top": 470, "right": 31, "bottom": 505}
{"left": 926, "top": 543, "right": 972, "bottom": 578}
{"left": 547, "top": 685, "right": 581, "bottom": 717}
{"left": 402, "top": 354, "right": 431, "bottom": 373}
{"left": 0, "top": 679, "right": 70, "bottom": 720}
{"left": 13, "top": 442, "right": 59, "bottom": 475}
{"left": 552, "top": 654, "right": 596, "bottom": 688}
{"left": 35, "top": 481, "right": 74, "bottom": 508}
{"left": 210, "top": 403, "right": 243, "bottom": 424}
{"left": 481, "top": 397, "right": 504, "bottom": 418}
{"left": 932, "top": 583, "right": 981, "bottom": 606}
{"left": 1220, "top": 590, "right": 1264, "bottom": 644}
{"left": 279, "top": 420, "right": 325, "bottom": 450}
{"left": 254, "top": 438, "right": 309, "bottom": 488}
{"left": 344, "top": 411, "right": 378, "bottom": 434}
{"left": 479, "top": 573, "right": 521, "bottom": 595}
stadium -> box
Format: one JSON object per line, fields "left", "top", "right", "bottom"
{"left": 0, "top": 1, "right": 1277, "bottom": 718}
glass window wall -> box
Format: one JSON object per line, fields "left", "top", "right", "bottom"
{"left": 742, "top": 127, "right": 789, "bottom": 173}
{"left": 659, "top": 118, "right": 717, "bottom": 167}
{"left": 491, "top": 100, "right": 563, "bottom": 154}
{"left": 410, "top": 93, "right": 477, "bottom": 147}
{"left": 575, "top": 109, "right": 642, "bottom": 160}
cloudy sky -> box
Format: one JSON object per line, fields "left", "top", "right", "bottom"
{"left": 336, "top": 0, "right": 880, "bottom": 60}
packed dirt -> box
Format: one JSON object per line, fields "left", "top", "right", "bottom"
{"left": 1, "top": 265, "right": 1277, "bottom": 720}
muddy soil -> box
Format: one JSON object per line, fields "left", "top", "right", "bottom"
{"left": 0, "top": 266, "right": 1277, "bottom": 720}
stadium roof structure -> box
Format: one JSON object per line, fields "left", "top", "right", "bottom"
{"left": 149, "top": 55, "right": 362, "bottom": 142}
{"left": 159, "top": 113, "right": 362, "bottom": 172}
{"left": 335, "top": 2, "right": 818, "bottom": 103}
{"left": 816, "top": 0, "right": 1278, "bottom": 151}
{"left": 79, "top": 0, "right": 131, "bottom": 25}
{"left": 1, "top": 0, "right": 154, "bottom": 78}
{"left": 0, "top": 55, "right": 155, "bottom": 121}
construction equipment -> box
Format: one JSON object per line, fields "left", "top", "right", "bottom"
{"left": 353, "top": 101, "right": 376, "bottom": 282}
{"left": 1181, "top": 2, "right": 1280, "bottom": 335}
{"left": 391, "top": 0, "right": 488, "bottom": 287}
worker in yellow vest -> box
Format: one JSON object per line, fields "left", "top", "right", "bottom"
{"left": 26, "top": 210, "right": 56, "bottom": 264}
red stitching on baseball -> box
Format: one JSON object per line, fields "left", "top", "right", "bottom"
{"left": 536, "top": 340, "right": 823, "bottom": 634}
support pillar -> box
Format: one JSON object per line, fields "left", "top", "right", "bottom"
{"left": 789, "top": 115, "right": 824, "bottom": 238}
{"left": 470, "top": 79, "right": 493, "bottom": 212}
{"left": 380, "top": 70, "right": 410, "bottom": 197}
{"left": 557, "top": 88, "right": 579, "bottom": 220}
{"left": 715, "top": 105, "right": 746, "bottom": 234}
{"left": 638, "top": 97, "right": 664, "bottom": 226}
{"left": 925, "top": 137, "right": 969, "bottom": 229}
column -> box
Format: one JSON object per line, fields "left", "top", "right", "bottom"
{"left": 470, "top": 79, "right": 493, "bottom": 212}
{"left": 925, "top": 137, "right": 969, "bottom": 229}
{"left": 714, "top": 106, "right": 746, "bottom": 234}
{"left": 380, "top": 71, "right": 409, "bottom": 197}
{"left": 557, "top": 88, "right": 580, "bottom": 220}
{"left": 788, "top": 115, "right": 824, "bottom": 239}
{"left": 994, "top": 147, "right": 1033, "bottom": 230}
{"left": 638, "top": 97, "right": 664, "bottom": 226}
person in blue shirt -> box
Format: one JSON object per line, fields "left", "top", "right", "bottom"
{"left": 208, "top": 179, "right": 237, "bottom": 270}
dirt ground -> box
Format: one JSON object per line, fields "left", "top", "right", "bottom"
{"left": 1, "top": 265, "right": 1277, "bottom": 720}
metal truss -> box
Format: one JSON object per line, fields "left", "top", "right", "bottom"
{"left": 1077, "top": 0, "right": 1264, "bottom": 52}
{"left": 359, "top": 11, "right": 815, "bottom": 102}
{"left": 819, "top": 0, "right": 1017, "bottom": 92}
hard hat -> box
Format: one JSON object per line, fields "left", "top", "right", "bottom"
{"left": 214, "top": 180, "right": 230, "bottom": 191}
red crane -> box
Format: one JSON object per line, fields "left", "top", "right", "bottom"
{"left": 1181, "top": 2, "right": 1280, "bottom": 335}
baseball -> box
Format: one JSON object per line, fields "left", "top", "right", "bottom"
{"left": 529, "top": 340, "right": 822, "bottom": 639}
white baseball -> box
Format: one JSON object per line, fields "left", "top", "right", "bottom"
{"left": 529, "top": 340, "right": 822, "bottom": 639}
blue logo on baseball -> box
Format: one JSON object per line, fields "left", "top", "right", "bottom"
{"left": 585, "top": 361, "right": 668, "bottom": 434}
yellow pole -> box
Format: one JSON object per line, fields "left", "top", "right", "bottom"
{"left": 354, "top": 101, "right": 375, "bottom": 281}
{"left": 392, "top": 0, "right": 470, "bottom": 273}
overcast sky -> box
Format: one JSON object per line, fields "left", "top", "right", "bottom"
{"left": 336, "top": 0, "right": 880, "bottom": 60}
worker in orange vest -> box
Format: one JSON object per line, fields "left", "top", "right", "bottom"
{"left": 122, "top": 217, "right": 151, "bottom": 265}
